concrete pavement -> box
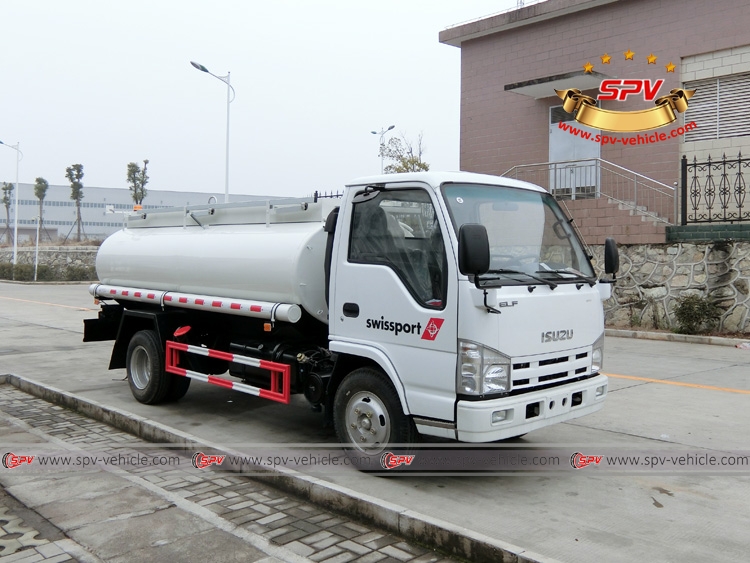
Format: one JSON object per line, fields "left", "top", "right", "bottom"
{"left": 0, "top": 383, "right": 460, "bottom": 563}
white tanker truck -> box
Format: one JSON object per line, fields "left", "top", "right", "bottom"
{"left": 84, "top": 171, "right": 619, "bottom": 455}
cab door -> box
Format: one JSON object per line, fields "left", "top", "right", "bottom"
{"left": 329, "top": 185, "right": 457, "bottom": 422}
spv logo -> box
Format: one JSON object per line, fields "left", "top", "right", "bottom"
{"left": 570, "top": 452, "right": 603, "bottom": 469}
{"left": 597, "top": 79, "right": 664, "bottom": 102}
{"left": 380, "top": 452, "right": 416, "bottom": 470}
{"left": 556, "top": 49, "right": 695, "bottom": 133}
{"left": 192, "top": 452, "right": 226, "bottom": 469}
{"left": 2, "top": 453, "right": 35, "bottom": 469}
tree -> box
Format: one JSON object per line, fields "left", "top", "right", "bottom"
{"left": 34, "top": 177, "right": 49, "bottom": 239}
{"left": 65, "top": 164, "right": 85, "bottom": 242}
{"left": 1, "top": 182, "right": 13, "bottom": 244}
{"left": 126, "top": 159, "right": 149, "bottom": 205}
{"left": 379, "top": 133, "right": 430, "bottom": 174}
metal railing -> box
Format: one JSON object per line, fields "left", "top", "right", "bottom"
{"left": 680, "top": 153, "right": 749, "bottom": 224}
{"left": 444, "top": 0, "right": 547, "bottom": 30}
{"left": 503, "top": 158, "right": 676, "bottom": 224}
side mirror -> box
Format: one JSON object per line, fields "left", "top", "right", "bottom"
{"left": 604, "top": 238, "right": 619, "bottom": 275}
{"left": 458, "top": 224, "right": 490, "bottom": 277}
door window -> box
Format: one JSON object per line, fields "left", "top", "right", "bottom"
{"left": 348, "top": 189, "right": 447, "bottom": 309}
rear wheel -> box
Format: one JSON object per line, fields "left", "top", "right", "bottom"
{"left": 164, "top": 376, "right": 191, "bottom": 402}
{"left": 126, "top": 330, "right": 170, "bottom": 404}
{"left": 333, "top": 367, "right": 417, "bottom": 466}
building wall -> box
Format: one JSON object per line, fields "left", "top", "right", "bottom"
{"left": 453, "top": 0, "right": 750, "bottom": 188}
{"left": 680, "top": 44, "right": 750, "bottom": 164}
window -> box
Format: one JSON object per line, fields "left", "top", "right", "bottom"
{"left": 684, "top": 72, "right": 750, "bottom": 141}
{"left": 348, "top": 188, "right": 447, "bottom": 309}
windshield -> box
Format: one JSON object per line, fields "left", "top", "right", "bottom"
{"left": 441, "top": 183, "right": 595, "bottom": 286}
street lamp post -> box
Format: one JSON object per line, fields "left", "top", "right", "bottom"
{"left": 371, "top": 125, "right": 395, "bottom": 174}
{"left": 34, "top": 214, "right": 41, "bottom": 281}
{"left": 0, "top": 140, "right": 22, "bottom": 270}
{"left": 190, "top": 61, "right": 235, "bottom": 203}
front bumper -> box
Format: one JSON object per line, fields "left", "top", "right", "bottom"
{"left": 456, "top": 374, "right": 608, "bottom": 442}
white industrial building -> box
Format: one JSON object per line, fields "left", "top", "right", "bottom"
{"left": 1, "top": 183, "right": 280, "bottom": 242}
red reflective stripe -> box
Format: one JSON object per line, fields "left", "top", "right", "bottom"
{"left": 258, "top": 359, "right": 283, "bottom": 371}
{"left": 207, "top": 349, "right": 234, "bottom": 362}
{"left": 122, "top": 290, "right": 129, "bottom": 296}
{"left": 230, "top": 303, "right": 241, "bottom": 310}
{"left": 172, "top": 367, "right": 188, "bottom": 376}
{"left": 212, "top": 301, "right": 222, "bottom": 307}
{"left": 250, "top": 305, "right": 262, "bottom": 312}
{"left": 164, "top": 295, "right": 173, "bottom": 301}
{"left": 110, "top": 289, "right": 116, "bottom": 294}
{"left": 170, "top": 342, "right": 189, "bottom": 351}
{"left": 195, "top": 299, "right": 204, "bottom": 305}
{"left": 179, "top": 297, "right": 188, "bottom": 303}
{"left": 208, "top": 376, "right": 234, "bottom": 389}
{"left": 134, "top": 292, "right": 142, "bottom": 297}
{"left": 259, "top": 388, "right": 287, "bottom": 402}
{"left": 147, "top": 293, "right": 155, "bottom": 299}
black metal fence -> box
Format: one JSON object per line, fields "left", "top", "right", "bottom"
{"left": 681, "top": 153, "right": 749, "bottom": 224}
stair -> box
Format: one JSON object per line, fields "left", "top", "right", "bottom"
{"left": 560, "top": 197, "right": 666, "bottom": 245}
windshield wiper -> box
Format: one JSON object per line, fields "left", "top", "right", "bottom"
{"left": 483, "top": 269, "right": 557, "bottom": 290}
{"left": 536, "top": 266, "right": 596, "bottom": 287}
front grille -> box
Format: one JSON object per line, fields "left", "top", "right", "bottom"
{"left": 512, "top": 348, "right": 590, "bottom": 391}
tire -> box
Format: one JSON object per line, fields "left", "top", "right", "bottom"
{"left": 126, "top": 330, "right": 170, "bottom": 404}
{"left": 164, "top": 376, "right": 191, "bottom": 402}
{"left": 333, "top": 367, "right": 417, "bottom": 465}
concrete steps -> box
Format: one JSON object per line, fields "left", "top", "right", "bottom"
{"left": 562, "top": 197, "right": 667, "bottom": 245}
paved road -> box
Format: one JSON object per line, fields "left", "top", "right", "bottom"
{"left": 0, "top": 384, "right": 457, "bottom": 563}
{"left": 1, "top": 282, "right": 750, "bottom": 562}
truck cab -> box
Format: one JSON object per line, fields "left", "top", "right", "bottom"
{"left": 327, "top": 172, "right": 613, "bottom": 447}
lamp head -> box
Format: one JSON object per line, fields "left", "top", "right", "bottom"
{"left": 190, "top": 61, "right": 209, "bottom": 73}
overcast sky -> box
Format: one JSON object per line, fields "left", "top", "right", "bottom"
{"left": 1, "top": 1, "right": 519, "bottom": 199}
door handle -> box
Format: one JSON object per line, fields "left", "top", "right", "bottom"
{"left": 343, "top": 303, "right": 359, "bottom": 318}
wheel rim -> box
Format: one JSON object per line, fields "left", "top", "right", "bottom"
{"left": 130, "top": 345, "right": 151, "bottom": 390}
{"left": 344, "top": 391, "right": 391, "bottom": 452}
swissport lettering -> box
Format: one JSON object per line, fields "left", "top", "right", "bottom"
{"left": 364, "top": 316, "right": 445, "bottom": 341}
{"left": 366, "top": 316, "right": 422, "bottom": 336}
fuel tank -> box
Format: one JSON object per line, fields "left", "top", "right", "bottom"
{"left": 96, "top": 212, "right": 330, "bottom": 324}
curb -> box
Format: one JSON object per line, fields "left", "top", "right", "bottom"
{"left": 0, "top": 373, "right": 561, "bottom": 563}
{"left": 605, "top": 328, "right": 749, "bottom": 347}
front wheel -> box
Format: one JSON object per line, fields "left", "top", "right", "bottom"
{"left": 333, "top": 367, "right": 417, "bottom": 461}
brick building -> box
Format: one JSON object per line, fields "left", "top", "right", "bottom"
{"left": 440, "top": 0, "right": 750, "bottom": 243}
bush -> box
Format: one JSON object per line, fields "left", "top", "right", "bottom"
{"left": 0, "top": 262, "right": 86, "bottom": 281}
{"left": 36, "top": 265, "right": 56, "bottom": 281}
{"left": 65, "top": 265, "right": 97, "bottom": 281}
{"left": 10, "top": 264, "right": 34, "bottom": 281}
{"left": 673, "top": 294, "right": 721, "bottom": 334}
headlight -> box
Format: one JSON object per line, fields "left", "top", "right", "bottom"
{"left": 458, "top": 341, "right": 511, "bottom": 396}
{"left": 592, "top": 333, "right": 605, "bottom": 373}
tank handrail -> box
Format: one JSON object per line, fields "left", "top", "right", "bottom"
{"left": 127, "top": 197, "right": 319, "bottom": 218}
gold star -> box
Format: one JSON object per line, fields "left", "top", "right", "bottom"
{"left": 624, "top": 49, "right": 635, "bottom": 60}
{"left": 583, "top": 61, "right": 594, "bottom": 73}
{"left": 666, "top": 61, "right": 676, "bottom": 72}
{"left": 647, "top": 53, "right": 658, "bottom": 64}
{"left": 601, "top": 53, "right": 611, "bottom": 64}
